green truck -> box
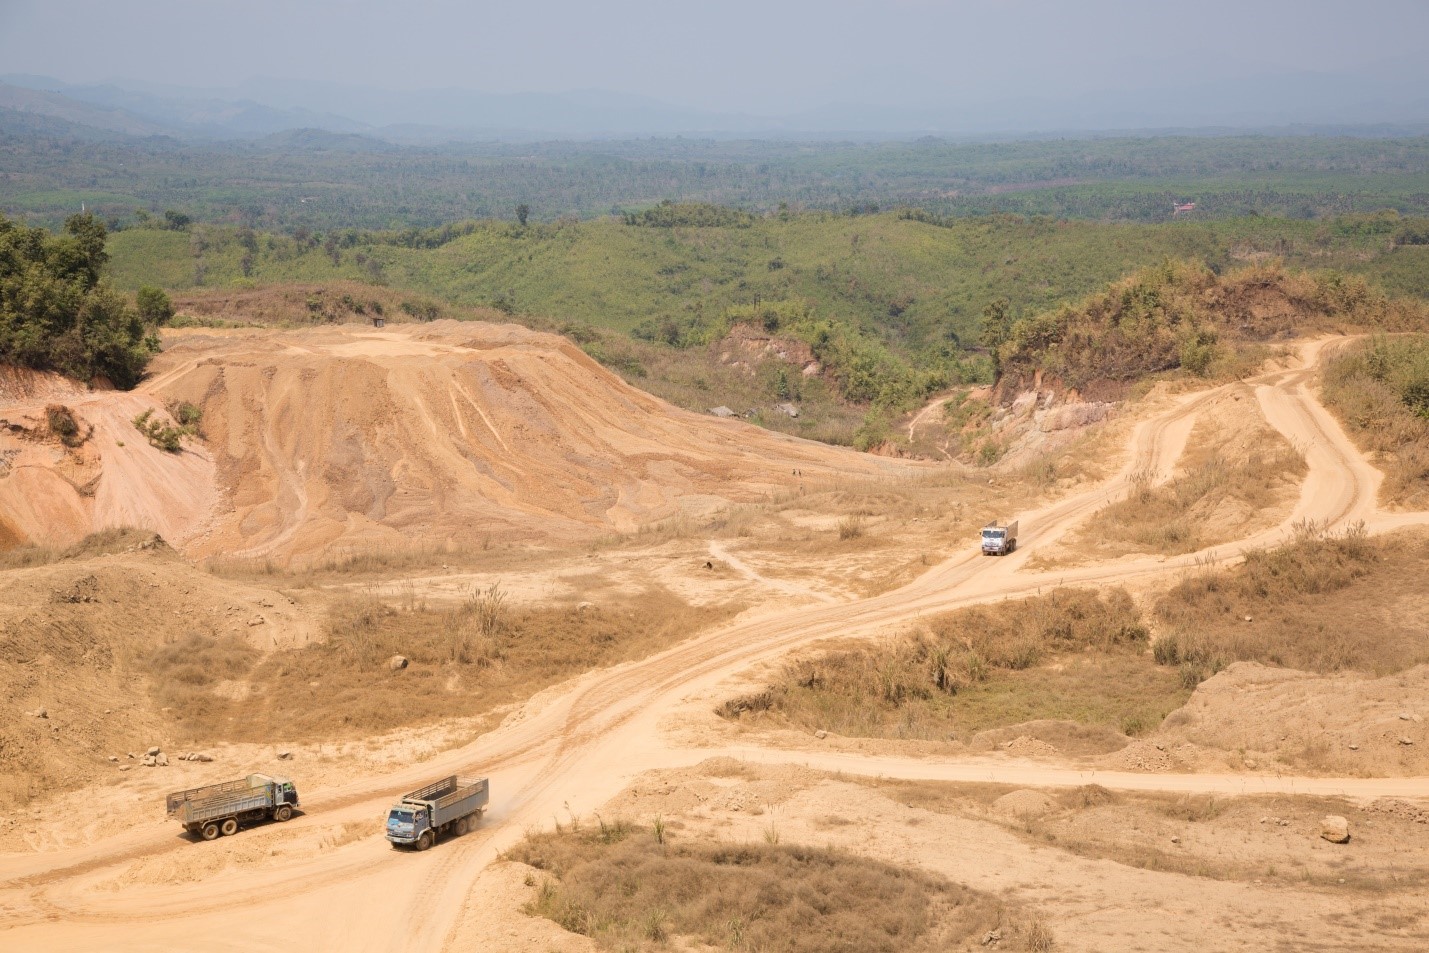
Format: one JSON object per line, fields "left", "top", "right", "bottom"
{"left": 166, "top": 774, "right": 300, "bottom": 841}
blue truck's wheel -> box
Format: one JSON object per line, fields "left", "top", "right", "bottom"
{"left": 417, "top": 831, "right": 434, "bottom": 851}
{"left": 201, "top": 823, "right": 220, "bottom": 841}
{"left": 220, "top": 818, "right": 239, "bottom": 836}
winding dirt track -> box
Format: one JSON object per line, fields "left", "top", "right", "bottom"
{"left": 3, "top": 339, "right": 1428, "bottom": 952}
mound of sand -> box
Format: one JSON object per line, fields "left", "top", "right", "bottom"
{"left": 0, "top": 536, "right": 317, "bottom": 805}
{"left": 1, "top": 322, "right": 904, "bottom": 562}
{"left": 1155, "top": 661, "right": 1429, "bottom": 776}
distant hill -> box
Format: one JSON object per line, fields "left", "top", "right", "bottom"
{"left": 0, "top": 83, "right": 173, "bottom": 137}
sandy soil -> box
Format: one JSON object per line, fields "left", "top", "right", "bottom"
{"left": 0, "top": 321, "right": 907, "bottom": 563}
{"left": 0, "top": 334, "right": 1427, "bottom": 952}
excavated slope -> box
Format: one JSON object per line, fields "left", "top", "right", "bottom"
{"left": 0, "top": 321, "right": 903, "bottom": 562}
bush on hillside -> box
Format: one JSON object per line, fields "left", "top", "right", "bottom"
{"left": 0, "top": 213, "right": 159, "bottom": 388}
{"left": 994, "top": 260, "right": 1422, "bottom": 396}
{"left": 624, "top": 200, "right": 756, "bottom": 228}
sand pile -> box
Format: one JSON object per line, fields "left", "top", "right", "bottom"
{"left": 0, "top": 321, "right": 903, "bottom": 562}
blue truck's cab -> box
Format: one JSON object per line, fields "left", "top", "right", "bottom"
{"left": 386, "top": 804, "right": 427, "bottom": 845}
{"left": 385, "top": 776, "right": 488, "bottom": 850}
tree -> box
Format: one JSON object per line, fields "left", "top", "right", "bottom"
{"left": 980, "top": 298, "right": 1012, "bottom": 377}
{"left": 515, "top": 203, "right": 530, "bottom": 227}
{"left": 0, "top": 213, "right": 158, "bottom": 389}
{"left": 135, "top": 286, "right": 175, "bottom": 325}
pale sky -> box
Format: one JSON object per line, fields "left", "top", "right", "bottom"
{"left": 2, "top": 0, "right": 1427, "bottom": 115}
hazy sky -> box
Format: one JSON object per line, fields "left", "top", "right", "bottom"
{"left": 3, "top": 0, "right": 1428, "bottom": 113}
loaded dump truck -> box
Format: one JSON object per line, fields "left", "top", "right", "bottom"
{"left": 981, "top": 520, "right": 1018, "bottom": 555}
{"left": 386, "top": 776, "right": 489, "bottom": 850}
{"left": 167, "top": 774, "right": 299, "bottom": 841}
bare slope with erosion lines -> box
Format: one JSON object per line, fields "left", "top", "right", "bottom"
{"left": 4, "top": 338, "right": 1429, "bottom": 953}
{"left": 0, "top": 322, "right": 906, "bottom": 561}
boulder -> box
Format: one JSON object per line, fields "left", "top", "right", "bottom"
{"left": 388, "top": 655, "right": 409, "bottom": 671}
{"left": 1321, "top": 815, "right": 1351, "bottom": 843}
{"left": 155, "top": 752, "right": 169, "bottom": 767}
{"left": 146, "top": 746, "right": 161, "bottom": 757}
{"left": 277, "top": 750, "right": 293, "bottom": 761}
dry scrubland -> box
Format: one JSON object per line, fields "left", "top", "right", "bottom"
{"left": 492, "top": 760, "right": 1428, "bottom": 953}
{"left": 721, "top": 527, "right": 1429, "bottom": 769}
{"left": 1321, "top": 334, "right": 1429, "bottom": 507}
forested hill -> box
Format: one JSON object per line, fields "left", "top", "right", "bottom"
{"left": 107, "top": 208, "right": 1429, "bottom": 351}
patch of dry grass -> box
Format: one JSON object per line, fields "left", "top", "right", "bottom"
{"left": 0, "top": 526, "right": 159, "bottom": 570}
{"left": 151, "top": 586, "right": 736, "bottom": 742}
{"left": 1076, "top": 402, "right": 1305, "bottom": 558}
{"left": 1152, "top": 525, "right": 1429, "bottom": 680}
{"left": 721, "top": 587, "right": 1186, "bottom": 740}
{"left": 508, "top": 825, "right": 1017, "bottom": 952}
{"left": 1322, "top": 334, "right": 1429, "bottom": 507}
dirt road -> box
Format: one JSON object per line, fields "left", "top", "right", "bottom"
{"left": 2, "top": 338, "right": 1427, "bottom": 952}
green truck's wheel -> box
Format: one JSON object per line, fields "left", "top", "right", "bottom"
{"left": 220, "top": 818, "right": 239, "bottom": 837}
{"left": 201, "top": 823, "right": 220, "bottom": 841}
{"left": 274, "top": 805, "right": 293, "bottom": 822}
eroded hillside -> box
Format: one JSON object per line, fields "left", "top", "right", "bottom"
{"left": 0, "top": 321, "right": 907, "bottom": 563}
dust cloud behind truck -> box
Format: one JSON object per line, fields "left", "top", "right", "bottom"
{"left": 981, "top": 520, "right": 1018, "bottom": 555}
{"left": 386, "top": 775, "right": 489, "bottom": 850}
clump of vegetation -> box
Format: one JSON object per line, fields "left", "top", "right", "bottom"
{"left": 624, "top": 200, "right": 756, "bottom": 228}
{"left": 0, "top": 213, "right": 159, "bottom": 388}
{"left": 509, "top": 825, "right": 1005, "bottom": 952}
{"left": 1321, "top": 334, "right": 1429, "bottom": 506}
{"left": 721, "top": 588, "right": 1182, "bottom": 740}
{"left": 45, "top": 404, "right": 85, "bottom": 447}
{"left": 990, "top": 260, "right": 1422, "bottom": 397}
{"left": 132, "top": 404, "right": 202, "bottom": 452}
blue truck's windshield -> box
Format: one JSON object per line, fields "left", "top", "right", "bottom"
{"left": 389, "top": 810, "right": 414, "bottom": 822}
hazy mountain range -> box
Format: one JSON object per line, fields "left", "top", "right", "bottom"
{"left": 4, "top": 63, "right": 1429, "bottom": 144}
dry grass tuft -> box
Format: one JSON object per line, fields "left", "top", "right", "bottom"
{"left": 508, "top": 825, "right": 1009, "bottom": 952}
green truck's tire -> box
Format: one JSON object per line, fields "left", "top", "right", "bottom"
{"left": 201, "top": 823, "right": 220, "bottom": 841}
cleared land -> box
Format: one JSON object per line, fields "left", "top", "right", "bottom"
{"left": 0, "top": 329, "right": 1427, "bottom": 953}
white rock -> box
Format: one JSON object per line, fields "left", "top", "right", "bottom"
{"left": 1321, "top": 815, "right": 1350, "bottom": 844}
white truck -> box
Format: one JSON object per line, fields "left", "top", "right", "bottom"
{"left": 385, "top": 776, "right": 489, "bottom": 850}
{"left": 981, "top": 520, "right": 1018, "bottom": 555}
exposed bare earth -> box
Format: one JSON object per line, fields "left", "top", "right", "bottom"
{"left": 0, "top": 321, "right": 905, "bottom": 563}
{"left": 0, "top": 332, "right": 1427, "bottom": 951}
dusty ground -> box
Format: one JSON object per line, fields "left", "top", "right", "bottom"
{"left": 0, "top": 331, "right": 1426, "bottom": 952}
{"left": 0, "top": 320, "right": 908, "bottom": 563}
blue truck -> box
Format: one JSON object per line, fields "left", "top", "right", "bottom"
{"left": 167, "top": 774, "right": 299, "bottom": 841}
{"left": 385, "top": 776, "right": 489, "bottom": 850}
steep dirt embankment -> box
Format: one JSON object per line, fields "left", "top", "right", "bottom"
{"left": 144, "top": 321, "right": 902, "bottom": 562}
{"left": 0, "top": 369, "right": 217, "bottom": 551}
